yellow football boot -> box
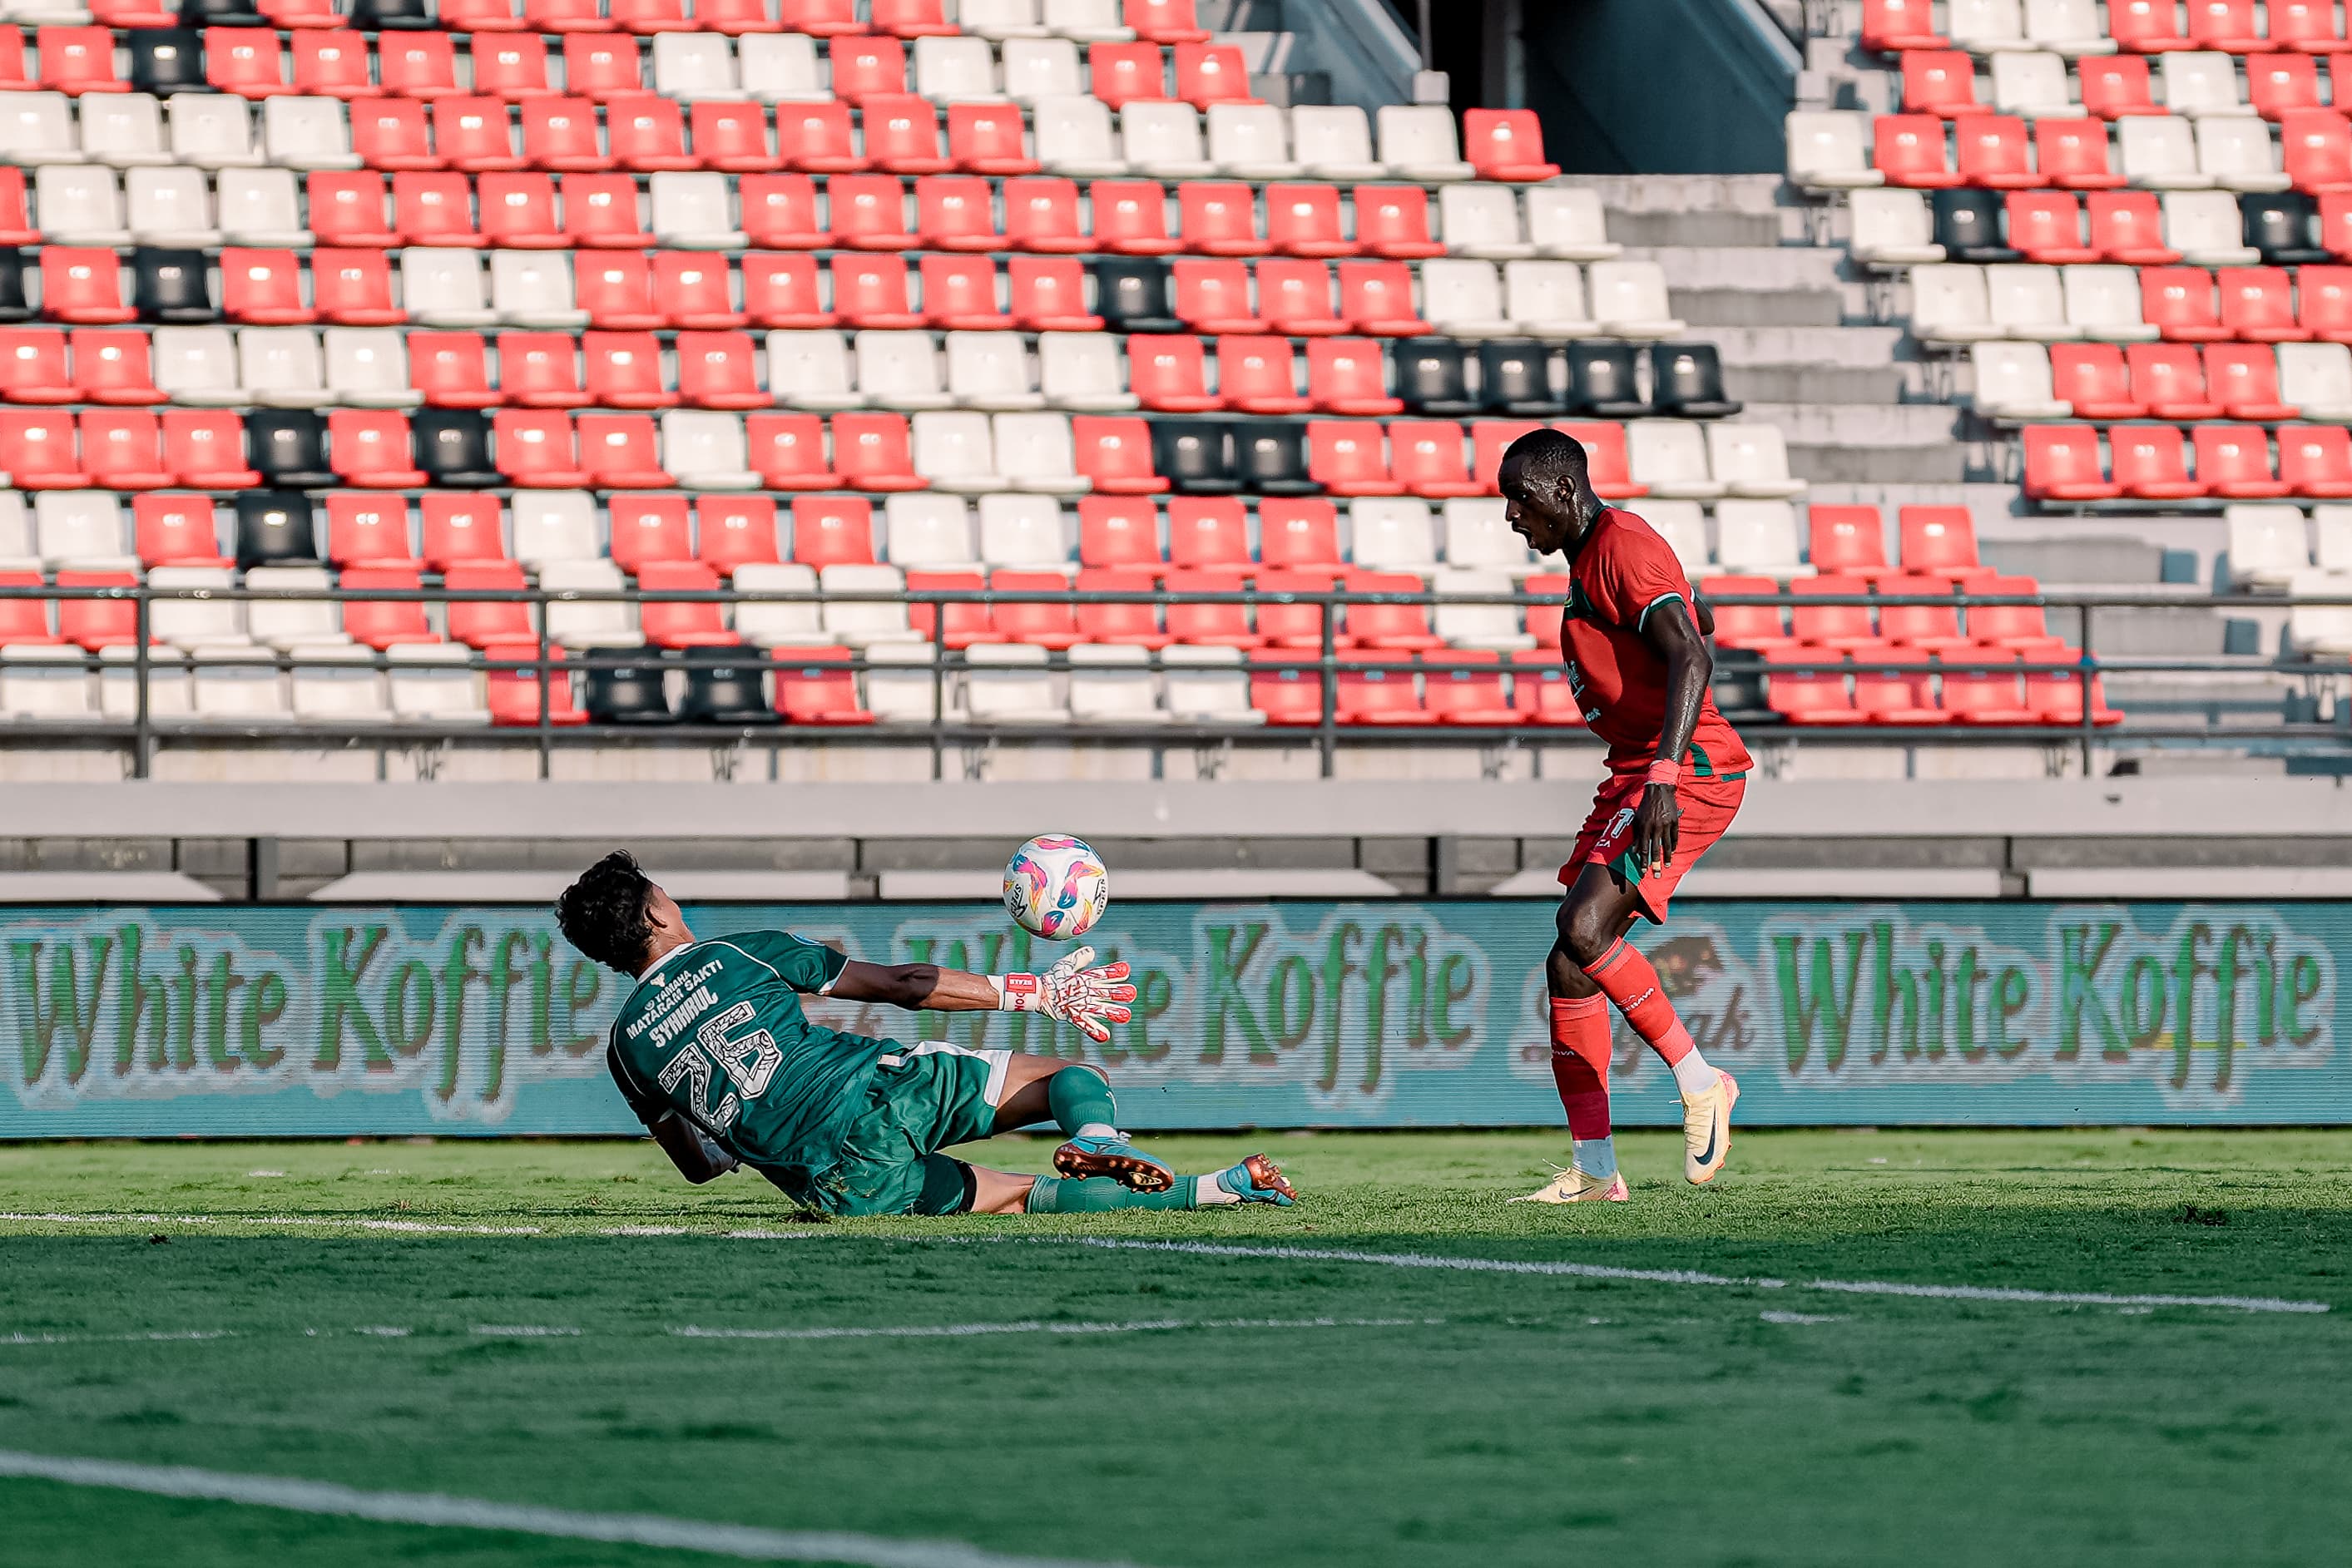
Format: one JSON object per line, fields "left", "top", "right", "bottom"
{"left": 1508, "top": 1165, "right": 1630, "bottom": 1204}
{"left": 1681, "top": 1069, "right": 1739, "bottom": 1185}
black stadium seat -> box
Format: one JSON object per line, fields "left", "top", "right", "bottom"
{"left": 351, "top": 0, "right": 440, "bottom": 27}
{"left": 414, "top": 408, "right": 500, "bottom": 488}
{"left": 1091, "top": 258, "right": 1181, "bottom": 334}
{"left": 584, "top": 649, "right": 676, "bottom": 725}
{"left": 1151, "top": 418, "right": 1238, "bottom": 495}
{"left": 0, "top": 250, "right": 30, "bottom": 325}
{"left": 678, "top": 649, "right": 775, "bottom": 725}
{"left": 126, "top": 31, "right": 207, "bottom": 96}
{"left": 245, "top": 411, "right": 334, "bottom": 490}
{"left": 233, "top": 492, "right": 319, "bottom": 568}
{"left": 181, "top": 0, "right": 269, "bottom": 25}
{"left": 1565, "top": 341, "right": 1650, "bottom": 419}
{"left": 1651, "top": 343, "right": 1742, "bottom": 419}
{"left": 1393, "top": 337, "right": 1478, "bottom": 416}
{"left": 1478, "top": 339, "right": 1566, "bottom": 417}
{"left": 1231, "top": 419, "right": 1320, "bottom": 497}
{"left": 131, "top": 248, "right": 217, "bottom": 324}
{"left": 1930, "top": 188, "right": 2019, "bottom": 264}
{"left": 2243, "top": 192, "right": 2328, "bottom": 265}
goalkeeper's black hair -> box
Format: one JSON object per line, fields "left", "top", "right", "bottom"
{"left": 1501, "top": 426, "right": 1592, "bottom": 500}
{"left": 557, "top": 850, "right": 657, "bottom": 975}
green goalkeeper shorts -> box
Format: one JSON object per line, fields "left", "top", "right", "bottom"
{"left": 797, "top": 1044, "right": 1010, "bottom": 1218}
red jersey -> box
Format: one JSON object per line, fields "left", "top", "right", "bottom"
{"left": 1558, "top": 507, "right": 1752, "bottom": 779}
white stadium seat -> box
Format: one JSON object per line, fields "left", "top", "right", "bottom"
{"left": 1588, "top": 261, "right": 1686, "bottom": 339}
{"left": 1432, "top": 570, "right": 1534, "bottom": 651}
{"left": 1438, "top": 184, "right": 1536, "bottom": 260}
{"left": 1714, "top": 498, "right": 1814, "bottom": 578}
{"left": 191, "top": 646, "right": 292, "bottom": 723}
{"left": 1849, "top": 188, "right": 1946, "bottom": 268}
{"left": 963, "top": 641, "right": 1062, "bottom": 724}
{"left": 767, "top": 330, "right": 864, "bottom": 411}
{"left": 1970, "top": 341, "right": 2072, "bottom": 421}
{"left": 947, "top": 332, "right": 1047, "bottom": 412}
{"left": 126, "top": 166, "right": 220, "bottom": 248}
{"left": 149, "top": 566, "right": 245, "bottom": 650}
{"left": 1627, "top": 421, "right": 1726, "bottom": 501}
{"left": 1502, "top": 260, "right": 1599, "bottom": 337}
{"left": 994, "top": 412, "right": 1089, "bottom": 495}
{"left": 2063, "top": 264, "right": 2160, "bottom": 342}
{"left": 1989, "top": 52, "right": 2077, "bottom": 118}
{"left": 1376, "top": 105, "right": 1475, "bottom": 181}
{"left": 1038, "top": 332, "right": 1136, "bottom": 411}
{"left": 739, "top": 34, "right": 829, "bottom": 103}
{"left": 290, "top": 643, "right": 390, "bottom": 725}
{"left": 1121, "top": 101, "right": 1215, "bottom": 180}
{"left": 649, "top": 171, "right": 746, "bottom": 249}
{"left": 857, "top": 331, "right": 955, "bottom": 410}
{"left": 977, "top": 491, "right": 1071, "bottom": 567}
{"left": 0, "top": 645, "right": 95, "bottom": 722}
{"left": 650, "top": 33, "right": 744, "bottom": 101}
{"left": 913, "top": 36, "right": 1001, "bottom": 102}
{"left": 167, "top": 94, "right": 262, "bottom": 169}
{"left": 1034, "top": 94, "right": 1125, "bottom": 176}
{"left": 2161, "top": 52, "right": 2247, "bottom": 117}
{"left": 1206, "top": 102, "right": 1300, "bottom": 180}
{"left": 152, "top": 327, "right": 249, "bottom": 405}
{"left": 326, "top": 328, "right": 423, "bottom": 409}
{"left": 1707, "top": 425, "right": 1808, "bottom": 499}
{"left": 2024, "top": 0, "right": 2116, "bottom": 57}
{"left": 1292, "top": 104, "right": 1384, "bottom": 181}
{"left": 1161, "top": 644, "right": 1260, "bottom": 722}
{"left": 510, "top": 491, "right": 602, "bottom": 569}
{"left": 1786, "top": 111, "right": 1884, "bottom": 192}
{"left": 820, "top": 562, "right": 923, "bottom": 647}
{"left": 2117, "top": 116, "right": 2209, "bottom": 189}
{"left": 1349, "top": 498, "right": 1438, "bottom": 572}
{"left": 1523, "top": 185, "right": 1620, "bottom": 260}
{"left": 1984, "top": 264, "right": 2077, "bottom": 341}
{"left": 661, "top": 411, "right": 760, "bottom": 490}
{"left": 2198, "top": 115, "right": 2290, "bottom": 193}
{"left": 387, "top": 643, "right": 488, "bottom": 723}
{"left": 1067, "top": 642, "right": 1162, "bottom": 724}
{"left": 1419, "top": 260, "right": 1513, "bottom": 337}
{"left": 1003, "top": 38, "right": 1086, "bottom": 103}
{"left": 1441, "top": 497, "right": 1533, "bottom": 573}
{"left": 263, "top": 96, "right": 359, "bottom": 171}
{"left": 246, "top": 566, "right": 347, "bottom": 652}
{"left": 864, "top": 640, "right": 958, "bottom": 720}
{"left": 400, "top": 250, "right": 498, "bottom": 327}
{"left": 2163, "top": 189, "right": 2260, "bottom": 267}
{"left": 491, "top": 250, "right": 590, "bottom": 329}
{"left": 2280, "top": 342, "right": 2352, "bottom": 423}
{"left": 33, "top": 491, "right": 132, "bottom": 569}
{"left": 0, "top": 92, "right": 80, "bottom": 167}
{"left": 911, "top": 412, "right": 1006, "bottom": 493}
{"left": 540, "top": 560, "right": 641, "bottom": 649}
{"left": 34, "top": 163, "right": 128, "bottom": 245}
{"left": 884, "top": 493, "right": 978, "bottom": 566}
{"left": 81, "top": 92, "right": 171, "bottom": 167}
{"left": 2226, "top": 504, "right": 2311, "bottom": 589}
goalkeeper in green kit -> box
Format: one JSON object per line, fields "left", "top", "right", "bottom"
{"left": 557, "top": 852, "right": 1298, "bottom": 1218}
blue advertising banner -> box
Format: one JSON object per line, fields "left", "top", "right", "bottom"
{"left": 0, "top": 900, "right": 2344, "bottom": 1136}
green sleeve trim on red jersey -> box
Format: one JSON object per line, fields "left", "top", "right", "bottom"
{"left": 1636, "top": 590, "right": 1685, "bottom": 631}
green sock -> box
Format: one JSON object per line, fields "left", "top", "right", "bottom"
{"left": 1023, "top": 1175, "right": 1201, "bottom": 1213}
{"left": 1046, "top": 1066, "right": 1119, "bottom": 1138}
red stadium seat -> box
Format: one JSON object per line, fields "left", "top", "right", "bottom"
{"left": 638, "top": 561, "right": 740, "bottom": 649}
{"left": 608, "top": 96, "right": 696, "bottom": 173}
{"left": 1072, "top": 415, "right": 1168, "bottom": 494}
{"left": 2192, "top": 423, "right": 2292, "bottom": 496}
{"left": 379, "top": 32, "right": 462, "bottom": 98}
{"left": 56, "top": 569, "right": 141, "bottom": 650}
{"left": 0, "top": 568, "right": 55, "bottom": 646}
{"left": 2022, "top": 424, "right": 2123, "bottom": 500}
{"left": 656, "top": 254, "right": 750, "bottom": 329}
{"left": 1129, "top": 335, "right": 1220, "bottom": 413}
{"left": 741, "top": 252, "right": 833, "bottom": 328}
{"left": 485, "top": 642, "right": 590, "bottom": 728}
{"left": 0, "top": 409, "right": 87, "bottom": 488}
{"left": 2051, "top": 343, "right": 2150, "bottom": 418}
{"left": 220, "top": 250, "right": 313, "bottom": 326}
{"left": 0, "top": 32, "right": 30, "bottom": 94}
{"left": 1764, "top": 647, "right": 1865, "bottom": 725}
{"left": 2206, "top": 343, "right": 2301, "bottom": 419}
{"left": 1174, "top": 42, "right": 1255, "bottom": 107}
{"left": 919, "top": 254, "right": 1010, "bottom": 329}
{"left": 1337, "top": 650, "right": 1438, "bottom": 722}
{"left": 1520, "top": 571, "right": 1569, "bottom": 650}
{"left": 577, "top": 329, "right": 669, "bottom": 408}
{"left": 1873, "top": 114, "right": 1961, "bottom": 187}
{"left": 789, "top": 496, "right": 874, "bottom": 565}
{"left": 563, "top": 36, "right": 645, "bottom": 99}
{"left": 418, "top": 495, "right": 508, "bottom": 571}
{"left": 2127, "top": 342, "right": 2225, "bottom": 418}
{"left": 913, "top": 175, "right": 1000, "bottom": 252}
{"left": 2086, "top": 190, "right": 2182, "bottom": 263}
{"left": 39, "top": 249, "right": 131, "bottom": 324}
{"left": 1260, "top": 260, "right": 1345, "bottom": 336}
{"left": 988, "top": 569, "right": 1084, "bottom": 650}
{"left": 1551, "top": 420, "right": 1646, "bottom": 498}
{"left": 1167, "top": 496, "right": 1251, "bottom": 569}
{"left": 2250, "top": 52, "right": 2326, "bottom": 118}
{"left": 775, "top": 102, "right": 865, "bottom": 173}
{"left": 1422, "top": 651, "right": 1522, "bottom": 724}
{"left": 1901, "top": 51, "right": 1983, "bottom": 117}
{"left": 1874, "top": 574, "right": 1971, "bottom": 650}
{"left": 2109, "top": 423, "right": 2208, "bottom": 497}
{"left": 434, "top": 96, "right": 524, "bottom": 172}
{"left": 2024, "top": 660, "right": 2123, "bottom": 725}
{"left": 161, "top": 409, "right": 260, "bottom": 487}
{"left": 1939, "top": 647, "right": 2037, "bottom": 725}
{"left": 1964, "top": 576, "right": 2052, "bottom": 649}
{"left": 948, "top": 101, "right": 1038, "bottom": 176}
{"left": 1263, "top": 184, "right": 1356, "bottom": 259}
{"left": 1259, "top": 571, "right": 1344, "bottom": 649}
{"left": 2186, "top": 0, "right": 2265, "bottom": 51}
{"left": 206, "top": 27, "right": 290, "bottom": 98}
{"left": 531, "top": 0, "right": 616, "bottom": 31}
{"left": 1165, "top": 566, "right": 1258, "bottom": 647}
{"left": 740, "top": 174, "right": 826, "bottom": 248}
{"left": 2078, "top": 56, "right": 2161, "bottom": 118}
{"left": 329, "top": 410, "right": 428, "bottom": 487}
{"left": 2034, "top": 119, "right": 2126, "bottom": 190}
{"left": 0, "top": 329, "right": 74, "bottom": 404}
{"left": 691, "top": 101, "right": 776, "bottom": 172}
{"left": 0, "top": 169, "right": 34, "bottom": 246}
{"left": 82, "top": 410, "right": 169, "bottom": 488}
{"left": 324, "top": 492, "right": 419, "bottom": 569}
{"left": 393, "top": 171, "right": 485, "bottom": 247}
{"left": 829, "top": 254, "right": 923, "bottom": 329}
{"left": 339, "top": 567, "right": 437, "bottom": 650}
{"left": 1510, "top": 646, "right": 1582, "bottom": 724}
{"left": 1389, "top": 420, "right": 1482, "bottom": 497}
{"left": 829, "top": 174, "right": 917, "bottom": 250}
{"left": 1127, "top": 0, "right": 1210, "bottom": 42}
{"left": 872, "top": 0, "right": 958, "bottom": 37}
{"left": 563, "top": 175, "right": 653, "bottom": 246}
{"left": 676, "top": 331, "right": 770, "bottom": 409}
{"left": 1305, "top": 418, "right": 1401, "bottom": 495}
{"left": 2272, "top": 1, "right": 2346, "bottom": 52}
{"left": 1092, "top": 179, "right": 1180, "bottom": 255}
{"left": 863, "top": 95, "right": 951, "bottom": 175}
{"left": 771, "top": 647, "right": 875, "bottom": 726}
{"left": 1339, "top": 260, "right": 1429, "bottom": 335}
{"left": 2283, "top": 110, "right": 2352, "bottom": 191}
{"left": 1790, "top": 574, "right": 1880, "bottom": 650}
{"left": 42, "top": 26, "right": 130, "bottom": 95}
{"left": 410, "top": 332, "right": 498, "bottom": 408}
{"left": 1077, "top": 497, "right": 1165, "bottom": 571}
{"left": 2220, "top": 267, "right": 2313, "bottom": 341}
{"left": 2299, "top": 264, "right": 2352, "bottom": 339}
{"left": 576, "top": 413, "right": 672, "bottom": 488}
{"left": 1953, "top": 115, "right": 2038, "bottom": 189}
{"left": 480, "top": 173, "right": 565, "bottom": 247}
{"left": 1860, "top": 0, "right": 1944, "bottom": 52}
{"left": 777, "top": 0, "right": 863, "bottom": 35}
{"left": 1899, "top": 505, "right": 1994, "bottom": 582}
{"left": 1179, "top": 181, "right": 1270, "bottom": 256}
{"left": 1305, "top": 338, "right": 1402, "bottom": 415}
{"left": 1073, "top": 566, "right": 1168, "bottom": 646}
{"left": 829, "top": 36, "right": 909, "bottom": 103}
{"left": 2280, "top": 421, "right": 2352, "bottom": 494}
{"left": 494, "top": 409, "right": 592, "bottom": 487}
{"left": 576, "top": 251, "right": 661, "bottom": 329}
{"left": 136, "top": 492, "right": 230, "bottom": 567}
{"left": 2141, "top": 267, "right": 2231, "bottom": 341}
{"left": 473, "top": 33, "right": 553, "bottom": 98}
{"left": 2322, "top": 191, "right": 2352, "bottom": 259}
{"left": 611, "top": 0, "right": 691, "bottom": 32}
{"left": 1259, "top": 498, "right": 1346, "bottom": 571}
{"left": 448, "top": 568, "right": 538, "bottom": 646}
{"left": 1850, "top": 646, "right": 1946, "bottom": 723}
{"left": 2110, "top": 0, "right": 2193, "bottom": 52}
{"left": 2006, "top": 191, "right": 2098, "bottom": 263}
{"left": 1462, "top": 108, "right": 1558, "bottom": 181}
{"left": 74, "top": 330, "right": 162, "bottom": 407}
{"left": 1353, "top": 185, "right": 1443, "bottom": 259}
{"left": 831, "top": 411, "right": 925, "bottom": 491}
{"left": 309, "top": 173, "right": 399, "bottom": 247}
{"left": 1171, "top": 259, "right": 1262, "bottom": 334}
{"left": 1008, "top": 257, "right": 1101, "bottom": 331}
{"left": 1003, "top": 177, "right": 1090, "bottom": 253}
{"left": 688, "top": 496, "right": 781, "bottom": 576}
{"left": 1806, "top": 504, "right": 1891, "bottom": 580}
{"left": 1087, "top": 42, "right": 1169, "bottom": 109}
{"left": 291, "top": 31, "right": 379, "bottom": 100}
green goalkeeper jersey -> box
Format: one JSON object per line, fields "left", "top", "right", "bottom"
{"left": 605, "top": 930, "right": 893, "bottom": 1179}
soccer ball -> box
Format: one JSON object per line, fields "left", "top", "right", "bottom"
{"left": 1003, "top": 834, "right": 1109, "bottom": 941}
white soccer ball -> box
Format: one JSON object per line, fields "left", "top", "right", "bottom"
{"left": 1003, "top": 834, "right": 1109, "bottom": 941}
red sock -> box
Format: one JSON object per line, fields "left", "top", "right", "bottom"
{"left": 1547, "top": 993, "right": 1612, "bottom": 1140}
{"left": 1583, "top": 938, "right": 1697, "bottom": 1068}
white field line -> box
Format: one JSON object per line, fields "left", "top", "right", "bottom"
{"left": 469, "top": 1326, "right": 582, "bottom": 1338}
{"left": 0, "top": 1449, "right": 1149, "bottom": 1568}
{"left": 0, "top": 1212, "right": 2330, "bottom": 1314}
{"left": 670, "top": 1316, "right": 1438, "bottom": 1342}
{"left": 2, "top": 1330, "right": 233, "bottom": 1345}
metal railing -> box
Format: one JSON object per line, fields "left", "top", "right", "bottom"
{"left": 2, "top": 577, "right": 2346, "bottom": 780}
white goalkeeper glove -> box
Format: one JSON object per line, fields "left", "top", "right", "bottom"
{"left": 991, "top": 945, "right": 1136, "bottom": 1044}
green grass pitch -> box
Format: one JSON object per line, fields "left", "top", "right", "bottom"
{"left": 2, "top": 1129, "right": 2349, "bottom": 1568}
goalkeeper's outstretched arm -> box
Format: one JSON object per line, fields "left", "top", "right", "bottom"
{"left": 826, "top": 960, "right": 1003, "bottom": 1012}
{"left": 823, "top": 948, "right": 1138, "bottom": 1044}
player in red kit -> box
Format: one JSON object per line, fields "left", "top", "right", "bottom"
{"left": 1497, "top": 428, "right": 1750, "bottom": 1204}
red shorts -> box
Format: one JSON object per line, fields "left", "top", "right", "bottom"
{"left": 1560, "top": 773, "right": 1745, "bottom": 923}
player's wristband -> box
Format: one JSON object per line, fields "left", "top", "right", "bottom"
{"left": 1646, "top": 759, "right": 1681, "bottom": 788}
{"left": 991, "top": 973, "right": 1041, "bottom": 1012}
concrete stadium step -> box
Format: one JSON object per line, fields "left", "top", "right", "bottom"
{"left": 1673, "top": 286, "right": 1846, "bottom": 328}
{"left": 1721, "top": 362, "right": 1909, "bottom": 403}
{"left": 1621, "top": 244, "right": 1847, "bottom": 292}
{"left": 1703, "top": 324, "right": 1907, "bottom": 369}
{"left": 1581, "top": 174, "right": 1787, "bottom": 217}
{"left": 1744, "top": 400, "right": 1963, "bottom": 447}
{"left": 1786, "top": 443, "right": 1969, "bottom": 483}
{"left": 1607, "top": 208, "right": 1785, "bottom": 248}
{"left": 1983, "top": 535, "right": 2170, "bottom": 585}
